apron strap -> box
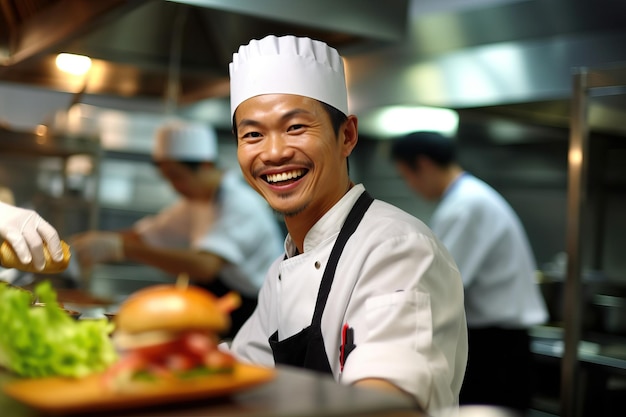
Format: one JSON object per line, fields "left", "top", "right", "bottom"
{"left": 311, "top": 191, "right": 374, "bottom": 326}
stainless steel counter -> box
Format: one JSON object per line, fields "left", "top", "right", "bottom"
{"left": 530, "top": 325, "right": 626, "bottom": 416}
{"left": 530, "top": 325, "right": 626, "bottom": 373}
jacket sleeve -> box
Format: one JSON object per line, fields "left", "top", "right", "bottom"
{"left": 338, "top": 230, "right": 467, "bottom": 416}
{"left": 133, "top": 199, "right": 190, "bottom": 248}
{"left": 432, "top": 199, "right": 497, "bottom": 288}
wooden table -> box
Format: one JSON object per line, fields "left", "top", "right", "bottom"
{"left": 0, "top": 365, "right": 423, "bottom": 417}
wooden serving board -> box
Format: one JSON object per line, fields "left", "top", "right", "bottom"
{"left": 3, "top": 363, "right": 275, "bottom": 415}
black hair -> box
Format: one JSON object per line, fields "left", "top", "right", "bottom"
{"left": 178, "top": 161, "right": 205, "bottom": 172}
{"left": 320, "top": 102, "right": 350, "bottom": 173}
{"left": 319, "top": 101, "right": 348, "bottom": 136}
{"left": 153, "top": 160, "right": 205, "bottom": 172}
{"left": 390, "top": 131, "right": 456, "bottom": 169}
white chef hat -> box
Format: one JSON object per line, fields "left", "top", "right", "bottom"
{"left": 152, "top": 119, "right": 218, "bottom": 162}
{"left": 229, "top": 35, "right": 348, "bottom": 119}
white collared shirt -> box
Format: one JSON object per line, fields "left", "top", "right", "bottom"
{"left": 229, "top": 184, "right": 468, "bottom": 416}
{"left": 133, "top": 170, "right": 284, "bottom": 297}
{"left": 431, "top": 173, "right": 548, "bottom": 328}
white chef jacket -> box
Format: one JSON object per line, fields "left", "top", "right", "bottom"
{"left": 229, "top": 184, "right": 468, "bottom": 415}
{"left": 431, "top": 173, "right": 548, "bottom": 328}
{"left": 133, "top": 170, "right": 284, "bottom": 297}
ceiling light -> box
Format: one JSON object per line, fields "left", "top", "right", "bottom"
{"left": 55, "top": 53, "right": 92, "bottom": 76}
{"left": 360, "top": 105, "right": 459, "bottom": 139}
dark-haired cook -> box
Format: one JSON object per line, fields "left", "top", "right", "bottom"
{"left": 390, "top": 131, "right": 548, "bottom": 411}
{"left": 225, "top": 35, "right": 468, "bottom": 417}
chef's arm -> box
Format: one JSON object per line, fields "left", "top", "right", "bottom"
{"left": 354, "top": 378, "right": 409, "bottom": 395}
{"left": 71, "top": 229, "right": 227, "bottom": 283}
{"left": 119, "top": 231, "right": 225, "bottom": 283}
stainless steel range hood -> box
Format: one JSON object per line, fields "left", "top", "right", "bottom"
{"left": 0, "top": 0, "right": 407, "bottom": 103}
{"left": 1, "top": 0, "right": 626, "bottom": 137}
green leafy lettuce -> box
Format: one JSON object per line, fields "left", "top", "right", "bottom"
{"left": 0, "top": 281, "right": 118, "bottom": 378}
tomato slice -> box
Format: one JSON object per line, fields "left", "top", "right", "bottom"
{"left": 102, "top": 351, "right": 149, "bottom": 388}
{"left": 104, "top": 330, "right": 232, "bottom": 388}
{"left": 204, "top": 349, "right": 236, "bottom": 370}
{"left": 132, "top": 339, "right": 181, "bottom": 360}
{"left": 181, "top": 331, "right": 217, "bottom": 356}
{"left": 165, "top": 352, "right": 200, "bottom": 371}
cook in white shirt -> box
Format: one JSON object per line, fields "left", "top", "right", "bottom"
{"left": 391, "top": 130, "right": 548, "bottom": 412}
{"left": 230, "top": 184, "right": 467, "bottom": 414}
{"left": 226, "top": 35, "right": 468, "bottom": 417}
{"left": 72, "top": 120, "right": 284, "bottom": 337}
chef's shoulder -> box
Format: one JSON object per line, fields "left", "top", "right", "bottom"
{"left": 359, "top": 199, "right": 462, "bottom": 288}
{"left": 353, "top": 198, "right": 450, "bottom": 260}
{"left": 448, "top": 176, "right": 513, "bottom": 222}
{"left": 365, "top": 199, "right": 435, "bottom": 237}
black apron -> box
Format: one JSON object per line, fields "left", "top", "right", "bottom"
{"left": 269, "top": 191, "right": 374, "bottom": 374}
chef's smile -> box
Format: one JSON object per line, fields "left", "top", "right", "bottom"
{"left": 263, "top": 169, "right": 307, "bottom": 185}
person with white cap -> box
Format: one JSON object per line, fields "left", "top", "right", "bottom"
{"left": 227, "top": 35, "right": 468, "bottom": 416}
{"left": 71, "top": 119, "right": 284, "bottom": 337}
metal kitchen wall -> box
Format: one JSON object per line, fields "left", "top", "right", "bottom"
{"left": 557, "top": 64, "right": 626, "bottom": 417}
{"left": 353, "top": 120, "right": 571, "bottom": 269}
{"left": 1, "top": 81, "right": 624, "bottom": 275}
{"left": 0, "top": 126, "right": 101, "bottom": 238}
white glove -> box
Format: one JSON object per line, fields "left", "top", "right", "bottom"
{"left": 71, "top": 231, "right": 124, "bottom": 267}
{"left": 0, "top": 202, "right": 63, "bottom": 270}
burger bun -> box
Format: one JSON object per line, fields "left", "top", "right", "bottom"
{"left": 115, "top": 284, "right": 230, "bottom": 335}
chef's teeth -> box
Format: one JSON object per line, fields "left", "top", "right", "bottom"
{"left": 266, "top": 170, "right": 304, "bottom": 183}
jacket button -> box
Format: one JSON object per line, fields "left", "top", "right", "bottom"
{"left": 314, "top": 261, "right": 321, "bottom": 269}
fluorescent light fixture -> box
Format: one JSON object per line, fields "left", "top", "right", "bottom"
{"left": 55, "top": 53, "right": 92, "bottom": 76}
{"left": 361, "top": 105, "right": 459, "bottom": 138}
{"left": 66, "top": 154, "right": 93, "bottom": 176}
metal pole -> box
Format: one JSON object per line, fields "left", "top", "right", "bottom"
{"left": 560, "top": 68, "right": 589, "bottom": 417}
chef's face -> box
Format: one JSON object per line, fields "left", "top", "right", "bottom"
{"left": 156, "top": 160, "right": 208, "bottom": 200}
{"left": 234, "top": 94, "right": 357, "bottom": 219}
{"left": 394, "top": 160, "right": 438, "bottom": 201}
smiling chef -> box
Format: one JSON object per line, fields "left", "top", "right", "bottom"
{"left": 225, "top": 35, "right": 468, "bottom": 416}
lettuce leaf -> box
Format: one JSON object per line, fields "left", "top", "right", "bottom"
{"left": 0, "top": 281, "right": 118, "bottom": 378}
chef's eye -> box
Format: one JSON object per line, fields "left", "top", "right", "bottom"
{"left": 242, "top": 131, "right": 262, "bottom": 139}
{"left": 287, "top": 124, "right": 305, "bottom": 132}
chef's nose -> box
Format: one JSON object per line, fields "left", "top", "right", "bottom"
{"left": 260, "top": 133, "right": 294, "bottom": 164}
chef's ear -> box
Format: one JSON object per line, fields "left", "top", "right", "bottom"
{"left": 341, "top": 115, "right": 359, "bottom": 157}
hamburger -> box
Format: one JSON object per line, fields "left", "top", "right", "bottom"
{"left": 104, "top": 284, "right": 241, "bottom": 389}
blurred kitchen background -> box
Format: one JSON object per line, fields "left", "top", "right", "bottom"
{"left": 1, "top": 1, "right": 626, "bottom": 416}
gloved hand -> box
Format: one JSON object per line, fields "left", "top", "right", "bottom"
{"left": 71, "top": 231, "right": 124, "bottom": 267}
{"left": 0, "top": 201, "right": 63, "bottom": 270}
